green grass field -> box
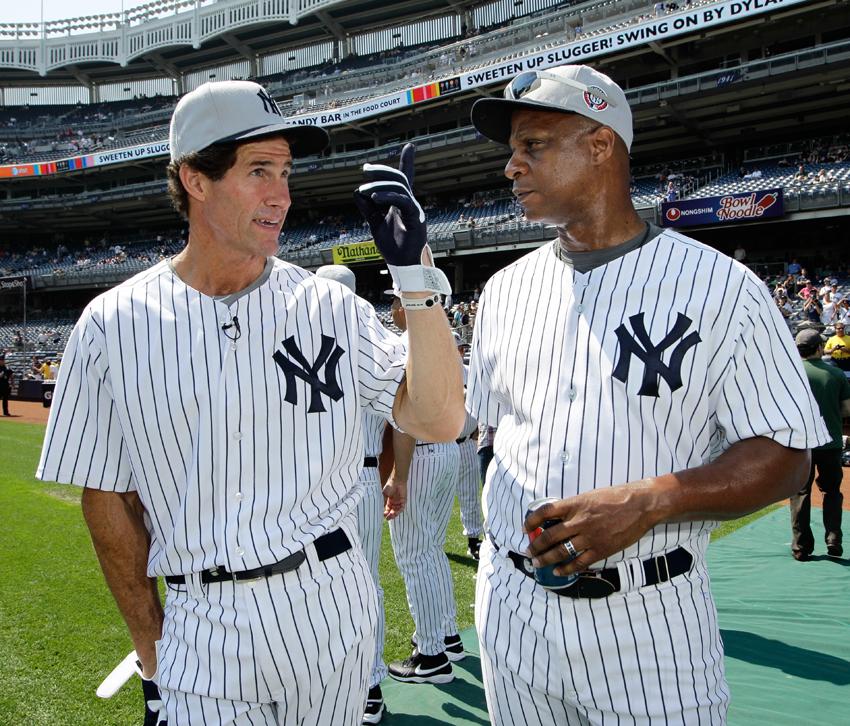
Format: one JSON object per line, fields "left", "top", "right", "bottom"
{"left": 0, "top": 420, "right": 771, "bottom": 725}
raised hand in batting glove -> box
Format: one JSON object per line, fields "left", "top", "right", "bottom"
{"left": 142, "top": 676, "right": 168, "bottom": 726}
{"left": 354, "top": 143, "right": 451, "bottom": 295}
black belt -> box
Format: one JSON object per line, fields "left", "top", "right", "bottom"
{"left": 505, "top": 544, "right": 693, "bottom": 599}
{"left": 456, "top": 434, "right": 472, "bottom": 444}
{"left": 363, "top": 456, "right": 378, "bottom": 467}
{"left": 165, "top": 529, "right": 351, "bottom": 585}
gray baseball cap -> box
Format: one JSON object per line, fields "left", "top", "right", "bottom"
{"left": 795, "top": 328, "right": 823, "bottom": 350}
{"left": 169, "top": 80, "right": 329, "bottom": 161}
{"left": 471, "top": 64, "right": 633, "bottom": 151}
{"left": 315, "top": 264, "right": 356, "bottom": 293}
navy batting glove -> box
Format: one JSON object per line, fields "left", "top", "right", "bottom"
{"left": 142, "top": 677, "right": 167, "bottom": 726}
{"left": 353, "top": 143, "right": 427, "bottom": 267}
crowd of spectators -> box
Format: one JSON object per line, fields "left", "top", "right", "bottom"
{"left": 0, "top": 95, "right": 176, "bottom": 164}
{"left": 769, "top": 261, "right": 850, "bottom": 349}
{"left": 0, "top": 0, "right": 719, "bottom": 164}
{"left": 0, "top": 232, "right": 182, "bottom": 278}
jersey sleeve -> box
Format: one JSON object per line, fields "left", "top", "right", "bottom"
{"left": 710, "top": 273, "right": 831, "bottom": 450}
{"left": 466, "top": 286, "right": 510, "bottom": 427}
{"left": 355, "top": 297, "right": 407, "bottom": 421}
{"left": 36, "top": 305, "right": 134, "bottom": 490}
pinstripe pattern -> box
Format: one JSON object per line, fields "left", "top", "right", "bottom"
{"left": 37, "top": 258, "right": 406, "bottom": 575}
{"left": 356, "top": 411, "right": 389, "bottom": 688}
{"left": 466, "top": 230, "right": 829, "bottom": 723}
{"left": 158, "top": 535, "right": 376, "bottom": 724}
{"left": 475, "top": 540, "right": 729, "bottom": 725}
{"left": 456, "top": 438, "right": 483, "bottom": 537}
{"left": 468, "top": 231, "right": 829, "bottom": 559}
{"left": 389, "top": 441, "right": 460, "bottom": 656}
{"left": 36, "top": 257, "right": 405, "bottom": 717}
{"left": 455, "top": 363, "right": 483, "bottom": 537}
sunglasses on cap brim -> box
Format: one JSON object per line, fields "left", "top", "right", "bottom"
{"left": 504, "top": 70, "right": 617, "bottom": 107}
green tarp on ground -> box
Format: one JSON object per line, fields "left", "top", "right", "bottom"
{"left": 381, "top": 508, "right": 849, "bottom": 723}
{"left": 709, "top": 507, "right": 849, "bottom": 725}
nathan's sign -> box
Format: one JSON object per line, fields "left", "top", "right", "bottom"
{"left": 331, "top": 241, "right": 382, "bottom": 264}
{"left": 662, "top": 189, "right": 784, "bottom": 228}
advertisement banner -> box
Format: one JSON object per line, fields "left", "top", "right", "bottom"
{"left": 0, "top": 0, "right": 808, "bottom": 178}
{"left": 287, "top": 0, "right": 808, "bottom": 127}
{"left": 91, "top": 141, "right": 171, "bottom": 166}
{"left": 331, "top": 241, "right": 382, "bottom": 264}
{"left": 661, "top": 188, "right": 784, "bottom": 227}
{"left": 0, "top": 275, "right": 28, "bottom": 291}
{"left": 0, "top": 163, "right": 40, "bottom": 178}
{"left": 458, "top": 0, "right": 807, "bottom": 89}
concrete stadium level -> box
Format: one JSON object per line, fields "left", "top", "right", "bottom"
{"left": 1, "top": 0, "right": 850, "bottom": 302}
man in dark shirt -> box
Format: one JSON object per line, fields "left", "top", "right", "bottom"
{"left": 791, "top": 329, "right": 850, "bottom": 560}
{"left": 0, "top": 354, "right": 14, "bottom": 416}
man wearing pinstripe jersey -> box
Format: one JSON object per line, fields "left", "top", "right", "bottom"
{"left": 36, "top": 81, "right": 464, "bottom": 726}
{"left": 383, "top": 293, "right": 466, "bottom": 685}
{"left": 452, "top": 334, "right": 484, "bottom": 560}
{"left": 314, "top": 264, "right": 408, "bottom": 724}
{"left": 467, "top": 64, "right": 829, "bottom": 725}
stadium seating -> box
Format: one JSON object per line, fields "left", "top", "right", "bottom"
{"left": 689, "top": 162, "right": 850, "bottom": 200}
{"left": 0, "top": 1, "right": 715, "bottom": 164}
{"left": 3, "top": 141, "right": 849, "bottom": 279}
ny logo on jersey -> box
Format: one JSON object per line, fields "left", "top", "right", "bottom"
{"left": 273, "top": 335, "right": 345, "bottom": 413}
{"left": 257, "top": 89, "right": 282, "bottom": 116}
{"left": 612, "top": 312, "right": 701, "bottom": 397}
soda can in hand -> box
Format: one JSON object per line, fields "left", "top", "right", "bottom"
{"left": 526, "top": 497, "right": 579, "bottom": 591}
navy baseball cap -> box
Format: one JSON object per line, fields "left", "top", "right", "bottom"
{"left": 170, "top": 81, "right": 329, "bottom": 161}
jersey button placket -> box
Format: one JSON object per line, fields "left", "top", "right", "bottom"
{"left": 218, "top": 300, "right": 242, "bottom": 571}
{"left": 573, "top": 273, "right": 589, "bottom": 315}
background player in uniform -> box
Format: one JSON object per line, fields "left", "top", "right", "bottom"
{"left": 37, "top": 81, "right": 464, "bottom": 726}
{"left": 383, "top": 292, "right": 466, "bottom": 685}
{"left": 0, "top": 353, "right": 13, "bottom": 416}
{"left": 314, "top": 264, "right": 407, "bottom": 724}
{"left": 451, "top": 333, "right": 484, "bottom": 560}
{"left": 467, "top": 64, "right": 829, "bottom": 724}
{"left": 790, "top": 328, "right": 850, "bottom": 561}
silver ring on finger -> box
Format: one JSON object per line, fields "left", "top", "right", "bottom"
{"left": 563, "top": 539, "right": 578, "bottom": 560}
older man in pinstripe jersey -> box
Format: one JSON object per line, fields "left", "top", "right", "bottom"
{"left": 467, "top": 64, "right": 829, "bottom": 725}
{"left": 37, "top": 82, "right": 464, "bottom": 726}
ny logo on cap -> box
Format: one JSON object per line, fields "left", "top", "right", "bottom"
{"left": 612, "top": 312, "right": 701, "bottom": 397}
{"left": 257, "top": 89, "right": 282, "bottom": 117}
{"left": 273, "top": 335, "right": 345, "bottom": 413}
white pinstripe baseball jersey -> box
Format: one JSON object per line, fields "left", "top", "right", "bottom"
{"left": 458, "top": 365, "right": 478, "bottom": 439}
{"left": 356, "top": 411, "right": 392, "bottom": 689}
{"left": 389, "top": 441, "right": 460, "bottom": 657}
{"left": 361, "top": 409, "right": 387, "bottom": 458}
{"left": 37, "top": 256, "right": 406, "bottom": 578}
{"left": 467, "top": 228, "right": 830, "bottom": 561}
{"left": 456, "top": 364, "right": 483, "bottom": 538}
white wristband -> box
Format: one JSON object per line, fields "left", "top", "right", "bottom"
{"left": 400, "top": 293, "right": 441, "bottom": 311}
{"left": 386, "top": 244, "right": 453, "bottom": 295}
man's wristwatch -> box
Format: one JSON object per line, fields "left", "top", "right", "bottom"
{"left": 401, "top": 293, "right": 441, "bottom": 311}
